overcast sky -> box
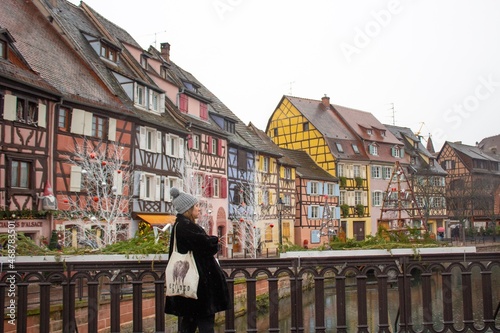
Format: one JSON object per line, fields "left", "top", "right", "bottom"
{"left": 68, "top": 0, "right": 500, "bottom": 151}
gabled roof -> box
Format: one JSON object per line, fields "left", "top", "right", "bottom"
{"left": 280, "top": 148, "right": 338, "bottom": 182}
{"left": 284, "top": 96, "right": 369, "bottom": 161}
{"left": 4, "top": 0, "right": 126, "bottom": 111}
{"left": 386, "top": 124, "right": 446, "bottom": 176}
{"left": 478, "top": 134, "right": 500, "bottom": 155}
{"left": 447, "top": 141, "right": 500, "bottom": 163}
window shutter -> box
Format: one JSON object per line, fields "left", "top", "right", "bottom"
{"left": 108, "top": 118, "right": 116, "bottom": 141}
{"left": 155, "top": 175, "right": 161, "bottom": 201}
{"left": 319, "top": 206, "right": 324, "bottom": 218}
{"left": 148, "top": 89, "right": 153, "bottom": 110}
{"left": 333, "top": 206, "right": 341, "bottom": 219}
{"left": 70, "top": 166, "right": 82, "bottom": 192}
{"left": 306, "top": 182, "right": 311, "bottom": 195}
{"left": 221, "top": 178, "right": 227, "bottom": 198}
{"left": 139, "top": 127, "right": 146, "bottom": 149}
{"left": 156, "top": 131, "right": 162, "bottom": 153}
{"left": 38, "top": 103, "right": 47, "bottom": 128}
{"left": 113, "top": 170, "right": 123, "bottom": 195}
{"left": 347, "top": 165, "right": 354, "bottom": 178}
{"left": 307, "top": 206, "right": 312, "bottom": 218}
{"left": 204, "top": 175, "right": 212, "bottom": 197}
{"left": 323, "top": 183, "right": 328, "bottom": 196}
{"left": 369, "top": 145, "right": 374, "bottom": 155}
{"left": 334, "top": 184, "right": 340, "bottom": 196}
{"left": 187, "top": 136, "right": 193, "bottom": 149}
{"left": 3, "top": 94, "right": 16, "bottom": 121}
{"left": 178, "top": 138, "right": 184, "bottom": 158}
{"left": 160, "top": 93, "right": 165, "bottom": 113}
{"left": 133, "top": 82, "right": 139, "bottom": 104}
{"left": 165, "top": 134, "right": 171, "bottom": 156}
{"left": 362, "top": 192, "right": 368, "bottom": 206}
{"left": 139, "top": 173, "right": 145, "bottom": 199}
{"left": 400, "top": 148, "right": 405, "bottom": 158}
{"left": 83, "top": 111, "right": 93, "bottom": 136}
{"left": 361, "top": 166, "right": 366, "bottom": 179}
{"left": 391, "top": 147, "right": 395, "bottom": 157}
{"left": 348, "top": 191, "right": 355, "bottom": 206}
{"left": 164, "top": 176, "right": 171, "bottom": 201}
{"left": 207, "top": 136, "right": 212, "bottom": 154}
{"left": 71, "top": 109, "right": 85, "bottom": 135}
{"left": 317, "top": 182, "right": 323, "bottom": 195}
{"left": 217, "top": 139, "right": 223, "bottom": 156}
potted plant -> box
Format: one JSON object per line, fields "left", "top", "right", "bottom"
{"left": 355, "top": 177, "right": 363, "bottom": 188}
{"left": 340, "top": 204, "right": 350, "bottom": 217}
{"left": 339, "top": 176, "right": 347, "bottom": 187}
{"left": 356, "top": 204, "right": 365, "bottom": 216}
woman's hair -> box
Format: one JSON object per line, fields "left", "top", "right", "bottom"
{"left": 182, "top": 205, "right": 196, "bottom": 222}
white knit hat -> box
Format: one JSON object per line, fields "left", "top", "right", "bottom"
{"left": 170, "top": 187, "right": 198, "bottom": 214}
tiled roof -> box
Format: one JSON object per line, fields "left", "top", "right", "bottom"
{"left": 448, "top": 141, "right": 500, "bottom": 163}
{"left": 478, "top": 134, "right": 500, "bottom": 154}
{"left": 280, "top": 148, "right": 338, "bottom": 182}
{"left": 1, "top": 0, "right": 127, "bottom": 112}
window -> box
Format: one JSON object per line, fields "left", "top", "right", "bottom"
{"left": 326, "top": 183, "right": 336, "bottom": 196}
{"left": 338, "top": 164, "right": 345, "bottom": 177}
{"left": 11, "top": 160, "right": 31, "bottom": 188}
{"left": 200, "top": 103, "right": 208, "bottom": 120}
{"left": 150, "top": 90, "right": 160, "bottom": 112}
{"left": 336, "top": 143, "right": 344, "bottom": 153}
{"left": 237, "top": 149, "right": 247, "bottom": 171}
{"left": 353, "top": 165, "right": 361, "bottom": 178}
{"left": 352, "top": 144, "right": 360, "bottom": 154}
{"left": 193, "top": 135, "right": 200, "bottom": 150}
{"left": 367, "top": 129, "right": 372, "bottom": 135}
{"left": 164, "top": 177, "right": 183, "bottom": 201}
{"left": 443, "top": 160, "right": 455, "bottom": 170}
{"left": 100, "top": 43, "right": 118, "bottom": 62}
{"left": 381, "top": 130, "right": 386, "bottom": 137}
{"left": 371, "top": 165, "right": 381, "bottom": 178}
{"left": 211, "top": 137, "right": 218, "bottom": 155}
{"left": 310, "top": 205, "right": 320, "bottom": 218}
{"left": 391, "top": 146, "right": 403, "bottom": 158}
{"left": 166, "top": 134, "right": 183, "bottom": 158}
{"left": 195, "top": 174, "right": 203, "bottom": 196}
{"left": 140, "top": 127, "right": 161, "bottom": 153}
{"left": 136, "top": 84, "right": 146, "bottom": 107}
{"left": 213, "top": 178, "right": 220, "bottom": 198}
{"left": 309, "top": 181, "right": 319, "bottom": 195}
{"left": 58, "top": 107, "right": 71, "bottom": 131}
{"left": 0, "top": 39, "right": 6, "bottom": 59}
{"left": 142, "top": 174, "right": 157, "bottom": 201}
{"left": 369, "top": 144, "right": 378, "bottom": 155}
{"left": 372, "top": 191, "right": 382, "bottom": 206}
{"left": 224, "top": 119, "right": 235, "bottom": 133}
{"left": 92, "top": 115, "right": 106, "bottom": 139}
{"left": 15, "top": 97, "right": 39, "bottom": 125}
{"left": 382, "top": 166, "right": 392, "bottom": 179}
{"left": 262, "top": 156, "right": 270, "bottom": 173}
{"left": 284, "top": 167, "right": 291, "bottom": 179}
{"left": 303, "top": 122, "right": 309, "bottom": 131}
{"left": 140, "top": 55, "right": 147, "bottom": 68}
{"left": 265, "top": 225, "right": 273, "bottom": 243}
{"left": 355, "top": 191, "right": 362, "bottom": 205}
{"left": 179, "top": 93, "right": 188, "bottom": 112}
{"left": 339, "top": 191, "right": 346, "bottom": 205}
{"left": 283, "top": 194, "right": 292, "bottom": 206}
{"left": 273, "top": 128, "right": 278, "bottom": 137}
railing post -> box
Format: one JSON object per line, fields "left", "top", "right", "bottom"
{"left": 154, "top": 279, "right": 166, "bottom": 332}
{"left": 132, "top": 280, "right": 143, "bottom": 332}
{"left": 314, "top": 275, "right": 326, "bottom": 332}
{"left": 39, "top": 282, "right": 51, "bottom": 333}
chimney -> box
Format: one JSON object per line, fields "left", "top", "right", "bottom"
{"left": 321, "top": 95, "right": 330, "bottom": 109}
{"left": 160, "top": 42, "right": 170, "bottom": 63}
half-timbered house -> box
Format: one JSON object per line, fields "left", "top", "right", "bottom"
{"left": 437, "top": 141, "right": 500, "bottom": 234}
{"left": 386, "top": 125, "right": 447, "bottom": 234}
{"left": 0, "top": 21, "right": 61, "bottom": 242}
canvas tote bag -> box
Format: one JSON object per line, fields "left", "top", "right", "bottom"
{"left": 165, "top": 225, "right": 199, "bottom": 299}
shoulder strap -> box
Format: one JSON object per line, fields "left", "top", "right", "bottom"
{"left": 172, "top": 223, "right": 178, "bottom": 252}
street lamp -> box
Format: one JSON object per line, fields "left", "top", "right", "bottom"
{"left": 277, "top": 197, "right": 284, "bottom": 246}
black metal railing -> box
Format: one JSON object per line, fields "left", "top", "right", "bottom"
{"left": 1, "top": 251, "right": 500, "bottom": 332}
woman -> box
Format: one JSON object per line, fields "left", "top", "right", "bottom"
{"left": 165, "top": 187, "right": 231, "bottom": 333}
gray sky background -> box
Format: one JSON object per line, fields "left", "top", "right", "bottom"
{"left": 69, "top": 0, "right": 500, "bottom": 151}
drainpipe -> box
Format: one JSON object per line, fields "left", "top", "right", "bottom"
{"left": 176, "top": 88, "right": 185, "bottom": 107}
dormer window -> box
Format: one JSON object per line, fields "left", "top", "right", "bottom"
{"left": 0, "top": 39, "right": 6, "bottom": 59}
{"left": 367, "top": 129, "right": 373, "bottom": 135}
{"left": 336, "top": 143, "right": 344, "bottom": 153}
{"left": 140, "top": 55, "right": 148, "bottom": 68}
{"left": 352, "top": 144, "right": 360, "bottom": 154}
{"left": 83, "top": 33, "right": 120, "bottom": 64}
{"left": 100, "top": 44, "right": 118, "bottom": 62}
{"left": 368, "top": 143, "right": 378, "bottom": 155}
{"left": 224, "top": 119, "right": 235, "bottom": 134}
{"left": 183, "top": 81, "right": 199, "bottom": 93}
{"left": 381, "top": 130, "right": 386, "bottom": 137}
{"left": 0, "top": 28, "right": 16, "bottom": 60}
{"left": 391, "top": 146, "right": 404, "bottom": 158}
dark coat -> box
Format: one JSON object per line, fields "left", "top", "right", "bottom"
{"left": 165, "top": 214, "right": 231, "bottom": 317}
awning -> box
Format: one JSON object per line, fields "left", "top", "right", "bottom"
{"left": 137, "top": 214, "right": 176, "bottom": 225}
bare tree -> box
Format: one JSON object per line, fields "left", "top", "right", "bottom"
{"left": 61, "top": 139, "right": 132, "bottom": 248}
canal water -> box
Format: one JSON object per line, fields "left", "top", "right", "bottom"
{"left": 216, "top": 265, "right": 500, "bottom": 332}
